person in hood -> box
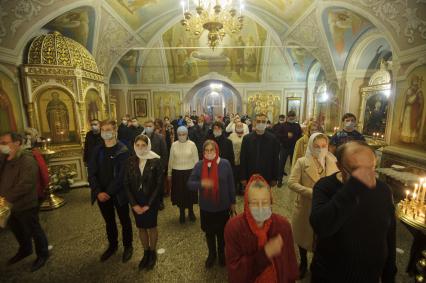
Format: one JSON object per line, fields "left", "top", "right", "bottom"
{"left": 288, "top": 133, "right": 338, "bottom": 279}
{"left": 188, "top": 140, "right": 236, "bottom": 268}
{"left": 224, "top": 174, "right": 299, "bottom": 283}
{"left": 124, "top": 134, "right": 163, "bottom": 270}
{"left": 329, "top": 113, "right": 365, "bottom": 154}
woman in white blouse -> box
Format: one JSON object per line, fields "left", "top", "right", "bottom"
{"left": 167, "top": 126, "right": 199, "bottom": 223}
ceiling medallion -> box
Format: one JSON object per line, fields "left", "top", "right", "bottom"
{"left": 180, "top": 0, "right": 244, "bottom": 50}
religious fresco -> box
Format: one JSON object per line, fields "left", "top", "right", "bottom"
{"left": 0, "top": 72, "right": 20, "bottom": 132}
{"left": 37, "top": 89, "right": 78, "bottom": 144}
{"left": 162, "top": 17, "right": 267, "bottom": 83}
{"left": 152, "top": 91, "right": 180, "bottom": 119}
{"left": 118, "top": 50, "right": 140, "bottom": 84}
{"left": 247, "top": 0, "right": 313, "bottom": 25}
{"left": 322, "top": 8, "right": 372, "bottom": 70}
{"left": 357, "top": 38, "right": 392, "bottom": 70}
{"left": 141, "top": 44, "right": 165, "bottom": 84}
{"left": 246, "top": 90, "right": 281, "bottom": 123}
{"left": 391, "top": 66, "right": 426, "bottom": 148}
{"left": 43, "top": 7, "right": 96, "bottom": 52}
{"left": 105, "top": 0, "right": 173, "bottom": 30}
{"left": 85, "top": 89, "right": 104, "bottom": 128}
{"left": 267, "top": 47, "right": 293, "bottom": 82}
{"left": 110, "top": 68, "right": 122, "bottom": 85}
{"left": 287, "top": 47, "right": 315, "bottom": 81}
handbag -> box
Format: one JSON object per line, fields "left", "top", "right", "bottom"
{"left": 0, "top": 197, "right": 12, "bottom": 228}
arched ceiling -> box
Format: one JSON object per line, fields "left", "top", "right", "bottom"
{"left": 0, "top": 0, "right": 425, "bottom": 84}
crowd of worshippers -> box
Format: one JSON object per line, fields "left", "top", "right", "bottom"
{"left": 0, "top": 111, "right": 397, "bottom": 283}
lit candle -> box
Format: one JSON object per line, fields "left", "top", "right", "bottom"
{"left": 405, "top": 190, "right": 410, "bottom": 201}
{"left": 181, "top": 1, "right": 185, "bottom": 15}
{"left": 381, "top": 134, "right": 384, "bottom": 139}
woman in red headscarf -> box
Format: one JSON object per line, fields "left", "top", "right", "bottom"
{"left": 188, "top": 140, "right": 236, "bottom": 268}
{"left": 224, "top": 174, "right": 299, "bottom": 283}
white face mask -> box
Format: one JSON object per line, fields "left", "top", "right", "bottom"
{"left": 213, "top": 130, "right": 222, "bottom": 137}
{"left": 256, "top": 123, "right": 267, "bottom": 132}
{"left": 122, "top": 120, "right": 128, "bottom": 125}
{"left": 344, "top": 121, "right": 355, "bottom": 130}
{"left": 178, "top": 135, "right": 187, "bottom": 143}
{"left": 145, "top": 126, "right": 154, "bottom": 135}
{"left": 0, "top": 145, "right": 11, "bottom": 155}
{"left": 101, "top": 131, "right": 114, "bottom": 140}
{"left": 134, "top": 147, "right": 147, "bottom": 158}
{"left": 204, "top": 152, "right": 215, "bottom": 160}
{"left": 92, "top": 125, "right": 100, "bottom": 132}
{"left": 235, "top": 128, "right": 244, "bottom": 134}
{"left": 313, "top": 147, "right": 328, "bottom": 160}
{"left": 250, "top": 206, "right": 272, "bottom": 223}
{"left": 132, "top": 122, "right": 139, "bottom": 127}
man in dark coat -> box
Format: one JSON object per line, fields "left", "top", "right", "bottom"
{"left": 275, "top": 111, "right": 302, "bottom": 186}
{"left": 209, "top": 121, "right": 235, "bottom": 167}
{"left": 240, "top": 113, "right": 280, "bottom": 187}
{"left": 83, "top": 119, "right": 104, "bottom": 164}
{"left": 118, "top": 115, "right": 132, "bottom": 149}
{"left": 143, "top": 119, "right": 168, "bottom": 210}
{"left": 192, "top": 115, "right": 210, "bottom": 159}
{"left": 0, "top": 132, "right": 49, "bottom": 272}
{"left": 129, "top": 117, "right": 144, "bottom": 152}
{"left": 88, "top": 120, "right": 133, "bottom": 263}
{"left": 310, "top": 141, "right": 396, "bottom": 283}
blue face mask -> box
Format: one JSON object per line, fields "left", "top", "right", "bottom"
{"left": 250, "top": 206, "right": 272, "bottom": 222}
{"left": 145, "top": 127, "right": 154, "bottom": 135}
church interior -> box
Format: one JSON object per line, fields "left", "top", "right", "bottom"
{"left": 0, "top": 0, "right": 426, "bottom": 282}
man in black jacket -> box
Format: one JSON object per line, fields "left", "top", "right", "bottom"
{"left": 240, "top": 113, "right": 280, "bottom": 187}
{"left": 88, "top": 120, "right": 133, "bottom": 263}
{"left": 209, "top": 121, "right": 235, "bottom": 167}
{"left": 310, "top": 141, "right": 396, "bottom": 283}
{"left": 83, "top": 119, "right": 104, "bottom": 165}
{"left": 129, "top": 117, "right": 144, "bottom": 152}
{"left": 143, "top": 119, "right": 168, "bottom": 210}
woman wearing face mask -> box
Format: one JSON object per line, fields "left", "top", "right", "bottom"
{"left": 288, "top": 133, "right": 338, "bottom": 279}
{"left": 167, "top": 126, "right": 200, "bottom": 223}
{"left": 124, "top": 135, "right": 162, "bottom": 270}
{"left": 188, "top": 140, "right": 236, "bottom": 268}
{"left": 291, "top": 121, "right": 321, "bottom": 169}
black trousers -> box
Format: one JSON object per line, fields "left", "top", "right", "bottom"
{"left": 206, "top": 231, "right": 225, "bottom": 258}
{"left": 97, "top": 199, "right": 133, "bottom": 248}
{"left": 8, "top": 207, "right": 49, "bottom": 257}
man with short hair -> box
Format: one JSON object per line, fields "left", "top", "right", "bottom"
{"left": 143, "top": 119, "right": 168, "bottom": 210}
{"left": 310, "top": 141, "right": 396, "bottom": 283}
{"left": 228, "top": 122, "right": 247, "bottom": 195}
{"left": 129, "top": 117, "right": 144, "bottom": 151}
{"left": 224, "top": 174, "right": 298, "bottom": 283}
{"left": 209, "top": 121, "right": 235, "bottom": 167}
{"left": 329, "top": 113, "right": 365, "bottom": 154}
{"left": 83, "top": 119, "right": 104, "bottom": 164}
{"left": 276, "top": 111, "right": 302, "bottom": 187}
{"left": 0, "top": 132, "right": 49, "bottom": 272}
{"left": 88, "top": 120, "right": 133, "bottom": 263}
{"left": 240, "top": 113, "right": 280, "bottom": 187}
{"left": 118, "top": 115, "right": 132, "bottom": 149}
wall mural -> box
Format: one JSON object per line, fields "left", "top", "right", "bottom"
{"left": 118, "top": 50, "right": 140, "bottom": 84}
{"left": 0, "top": 80, "right": 17, "bottom": 132}
{"left": 85, "top": 89, "right": 103, "bottom": 128}
{"left": 162, "top": 17, "right": 267, "bottom": 84}
{"left": 43, "top": 7, "right": 96, "bottom": 52}
{"left": 356, "top": 37, "right": 392, "bottom": 70}
{"left": 391, "top": 65, "right": 426, "bottom": 149}
{"left": 287, "top": 47, "right": 315, "bottom": 81}
{"left": 153, "top": 91, "right": 180, "bottom": 119}
{"left": 246, "top": 90, "right": 281, "bottom": 123}
{"left": 37, "top": 89, "right": 78, "bottom": 144}
{"left": 267, "top": 47, "right": 293, "bottom": 82}
{"left": 141, "top": 44, "right": 165, "bottom": 84}
{"left": 322, "top": 7, "right": 372, "bottom": 70}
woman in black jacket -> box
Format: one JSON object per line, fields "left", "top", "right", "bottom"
{"left": 124, "top": 134, "right": 163, "bottom": 270}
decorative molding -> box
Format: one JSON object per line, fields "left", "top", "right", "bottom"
{"left": 55, "top": 78, "right": 74, "bottom": 91}
{"left": 30, "top": 78, "right": 50, "bottom": 92}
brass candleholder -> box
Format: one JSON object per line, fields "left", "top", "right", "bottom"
{"left": 39, "top": 142, "right": 66, "bottom": 211}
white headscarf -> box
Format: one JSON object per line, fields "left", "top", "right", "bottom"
{"left": 134, "top": 135, "right": 160, "bottom": 160}
{"left": 305, "top": 132, "right": 329, "bottom": 168}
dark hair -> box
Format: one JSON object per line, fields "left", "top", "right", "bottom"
{"left": 335, "top": 140, "right": 373, "bottom": 164}
{"left": 287, "top": 110, "right": 296, "bottom": 117}
{"left": 91, "top": 119, "right": 100, "bottom": 123}
{"left": 134, "top": 134, "right": 149, "bottom": 145}
{"left": 164, "top": 116, "right": 170, "bottom": 121}
{"left": 100, "top": 119, "right": 117, "bottom": 129}
{"left": 0, "top": 132, "right": 23, "bottom": 145}
{"left": 279, "top": 114, "right": 286, "bottom": 119}
{"left": 212, "top": 121, "right": 224, "bottom": 130}
{"left": 341, "top": 113, "right": 357, "bottom": 122}
{"left": 267, "top": 120, "right": 271, "bottom": 124}
{"left": 131, "top": 117, "right": 138, "bottom": 121}
{"left": 255, "top": 113, "right": 267, "bottom": 118}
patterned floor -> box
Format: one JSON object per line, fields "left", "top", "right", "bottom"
{"left": 0, "top": 176, "right": 413, "bottom": 282}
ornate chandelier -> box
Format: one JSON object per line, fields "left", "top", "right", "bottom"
{"left": 180, "top": 0, "right": 244, "bottom": 50}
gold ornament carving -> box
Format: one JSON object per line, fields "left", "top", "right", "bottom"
{"left": 55, "top": 78, "right": 74, "bottom": 91}
{"left": 31, "top": 78, "right": 49, "bottom": 92}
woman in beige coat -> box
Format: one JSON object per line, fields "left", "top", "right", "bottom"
{"left": 288, "top": 132, "right": 338, "bottom": 279}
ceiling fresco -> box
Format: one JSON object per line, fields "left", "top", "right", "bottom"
{"left": 43, "top": 7, "right": 96, "bottom": 52}
{"left": 322, "top": 7, "right": 373, "bottom": 71}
